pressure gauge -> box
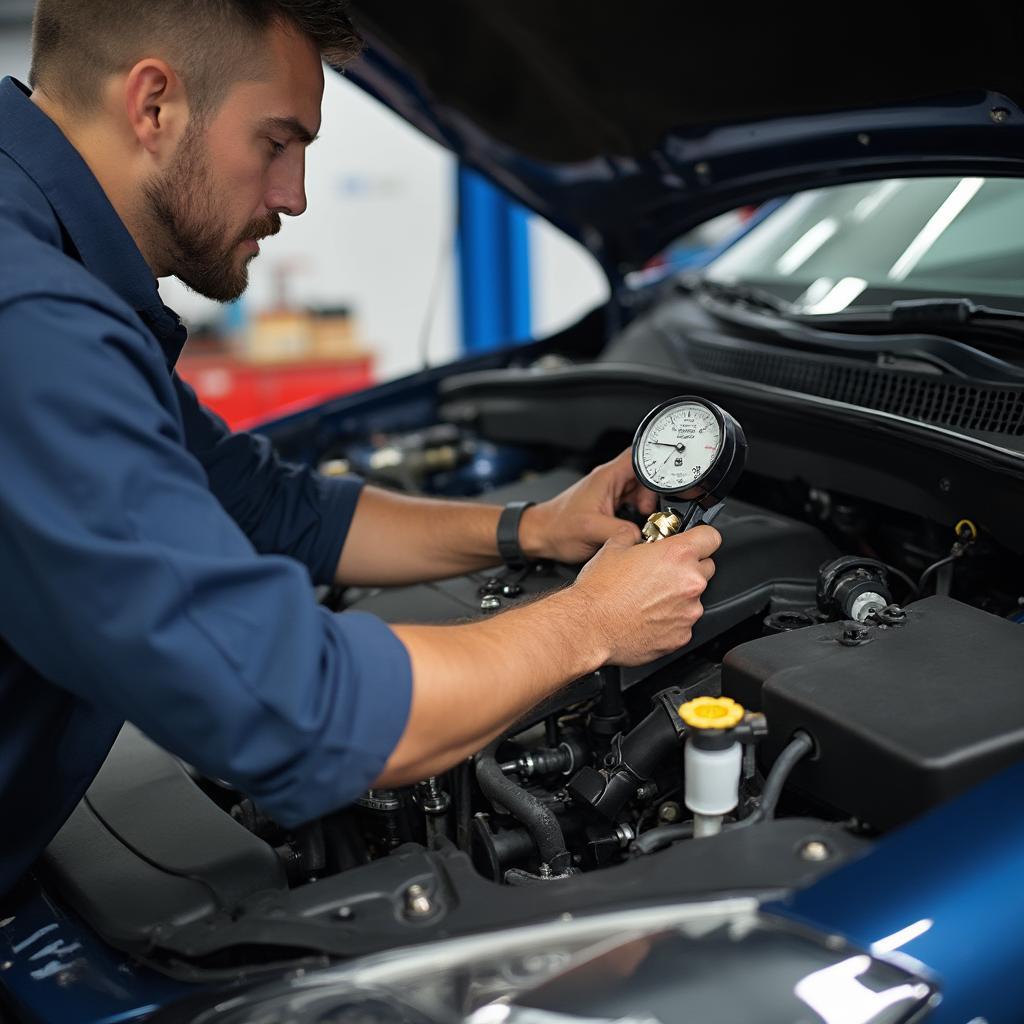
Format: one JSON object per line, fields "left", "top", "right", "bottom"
{"left": 631, "top": 396, "right": 747, "bottom": 536}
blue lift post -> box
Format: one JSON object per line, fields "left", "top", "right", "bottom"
{"left": 457, "top": 166, "right": 532, "bottom": 354}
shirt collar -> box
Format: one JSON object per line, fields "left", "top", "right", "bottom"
{"left": 0, "top": 77, "right": 187, "bottom": 365}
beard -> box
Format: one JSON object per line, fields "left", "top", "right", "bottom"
{"left": 142, "top": 123, "right": 280, "bottom": 302}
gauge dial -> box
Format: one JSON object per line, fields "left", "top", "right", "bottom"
{"left": 635, "top": 400, "right": 723, "bottom": 493}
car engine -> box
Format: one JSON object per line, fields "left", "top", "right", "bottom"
{"left": 40, "top": 357, "right": 1024, "bottom": 974}
{"left": 214, "top": 412, "right": 1024, "bottom": 889}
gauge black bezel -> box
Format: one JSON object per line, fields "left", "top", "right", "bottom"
{"left": 631, "top": 395, "right": 746, "bottom": 502}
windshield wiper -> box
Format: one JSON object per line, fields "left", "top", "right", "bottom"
{"left": 686, "top": 278, "right": 795, "bottom": 316}
{"left": 694, "top": 283, "right": 1024, "bottom": 384}
{"left": 793, "top": 297, "right": 1024, "bottom": 335}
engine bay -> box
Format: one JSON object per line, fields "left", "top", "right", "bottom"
{"left": 39, "top": 323, "right": 1024, "bottom": 977}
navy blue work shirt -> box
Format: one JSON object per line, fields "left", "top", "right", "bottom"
{"left": 0, "top": 77, "right": 412, "bottom": 895}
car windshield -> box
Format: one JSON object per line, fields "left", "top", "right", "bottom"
{"left": 704, "top": 177, "right": 1024, "bottom": 315}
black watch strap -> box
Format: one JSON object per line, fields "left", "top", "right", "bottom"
{"left": 497, "top": 500, "right": 535, "bottom": 568}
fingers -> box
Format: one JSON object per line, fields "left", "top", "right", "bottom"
{"left": 668, "top": 524, "right": 722, "bottom": 560}
{"left": 602, "top": 448, "right": 644, "bottom": 492}
{"left": 633, "top": 487, "right": 659, "bottom": 515}
{"left": 607, "top": 447, "right": 634, "bottom": 472}
{"left": 595, "top": 448, "right": 660, "bottom": 518}
{"left": 603, "top": 522, "right": 642, "bottom": 549}
{"left": 590, "top": 515, "right": 641, "bottom": 546}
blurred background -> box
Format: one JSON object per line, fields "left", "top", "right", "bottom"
{"left": 0, "top": 2, "right": 754, "bottom": 428}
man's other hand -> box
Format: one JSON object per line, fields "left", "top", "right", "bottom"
{"left": 520, "top": 448, "right": 659, "bottom": 564}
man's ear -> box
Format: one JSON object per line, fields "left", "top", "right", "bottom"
{"left": 122, "top": 58, "right": 190, "bottom": 160}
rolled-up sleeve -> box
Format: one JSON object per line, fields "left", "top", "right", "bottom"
{"left": 0, "top": 298, "right": 411, "bottom": 827}
{"left": 174, "top": 374, "right": 362, "bottom": 585}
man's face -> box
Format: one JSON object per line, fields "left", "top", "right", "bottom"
{"left": 144, "top": 21, "right": 324, "bottom": 301}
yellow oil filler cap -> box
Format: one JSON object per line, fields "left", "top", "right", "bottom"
{"left": 679, "top": 696, "right": 745, "bottom": 730}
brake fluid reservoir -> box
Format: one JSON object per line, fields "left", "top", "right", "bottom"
{"left": 680, "top": 697, "right": 745, "bottom": 837}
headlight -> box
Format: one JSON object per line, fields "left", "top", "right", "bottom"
{"left": 153, "top": 899, "right": 937, "bottom": 1024}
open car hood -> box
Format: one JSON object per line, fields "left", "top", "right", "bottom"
{"left": 346, "top": 1, "right": 1024, "bottom": 274}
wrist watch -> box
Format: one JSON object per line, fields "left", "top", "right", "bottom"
{"left": 497, "top": 500, "right": 535, "bottom": 569}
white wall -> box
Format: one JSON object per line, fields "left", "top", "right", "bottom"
{"left": 0, "top": 24, "right": 608, "bottom": 377}
{"left": 530, "top": 217, "right": 609, "bottom": 338}
{"left": 0, "top": 26, "right": 30, "bottom": 81}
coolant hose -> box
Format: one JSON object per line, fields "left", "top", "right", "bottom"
{"left": 730, "top": 730, "right": 815, "bottom": 828}
{"left": 629, "top": 821, "right": 695, "bottom": 856}
{"left": 758, "top": 730, "right": 814, "bottom": 820}
{"left": 475, "top": 739, "right": 571, "bottom": 874}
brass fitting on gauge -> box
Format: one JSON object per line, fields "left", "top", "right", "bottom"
{"left": 642, "top": 510, "right": 683, "bottom": 543}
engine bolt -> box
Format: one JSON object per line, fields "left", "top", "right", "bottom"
{"left": 839, "top": 622, "right": 870, "bottom": 646}
{"left": 404, "top": 883, "right": 434, "bottom": 918}
{"left": 658, "top": 801, "right": 682, "bottom": 824}
{"left": 800, "top": 840, "right": 830, "bottom": 862}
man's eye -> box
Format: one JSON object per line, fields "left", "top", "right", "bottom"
{"left": 269, "top": 139, "right": 287, "bottom": 156}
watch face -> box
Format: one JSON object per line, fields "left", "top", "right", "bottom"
{"left": 634, "top": 400, "right": 723, "bottom": 493}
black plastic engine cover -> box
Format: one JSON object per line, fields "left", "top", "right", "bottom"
{"left": 348, "top": 470, "right": 838, "bottom": 690}
{"left": 722, "top": 596, "right": 1024, "bottom": 830}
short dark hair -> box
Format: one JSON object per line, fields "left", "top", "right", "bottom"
{"left": 30, "top": 0, "right": 363, "bottom": 117}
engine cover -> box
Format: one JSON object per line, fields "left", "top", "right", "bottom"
{"left": 348, "top": 470, "right": 838, "bottom": 679}
{"left": 723, "top": 596, "right": 1024, "bottom": 830}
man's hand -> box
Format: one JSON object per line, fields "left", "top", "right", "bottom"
{"left": 572, "top": 523, "right": 721, "bottom": 665}
{"left": 520, "top": 448, "right": 659, "bottom": 564}
{"left": 377, "top": 520, "right": 721, "bottom": 786}
{"left": 381, "top": 523, "right": 721, "bottom": 785}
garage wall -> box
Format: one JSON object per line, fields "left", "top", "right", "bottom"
{"left": 0, "top": 27, "right": 30, "bottom": 81}
{"left": 0, "top": 23, "right": 607, "bottom": 380}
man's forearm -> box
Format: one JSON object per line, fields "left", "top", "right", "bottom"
{"left": 372, "top": 522, "right": 721, "bottom": 790}
{"left": 335, "top": 485, "right": 545, "bottom": 586}
{"left": 376, "top": 584, "right": 608, "bottom": 785}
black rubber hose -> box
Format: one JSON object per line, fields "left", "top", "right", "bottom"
{"left": 454, "top": 762, "right": 473, "bottom": 854}
{"left": 918, "top": 553, "right": 960, "bottom": 595}
{"left": 878, "top": 561, "right": 921, "bottom": 601}
{"left": 740, "top": 730, "right": 815, "bottom": 826}
{"left": 475, "top": 739, "right": 572, "bottom": 874}
{"left": 629, "top": 821, "right": 695, "bottom": 856}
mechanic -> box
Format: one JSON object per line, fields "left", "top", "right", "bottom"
{"left": 0, "top": 0, "right": 720, "bottom": 896}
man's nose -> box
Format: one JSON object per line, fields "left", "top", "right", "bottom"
{"left": 266, "top": 158, "right": 308, "bottom": 217}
